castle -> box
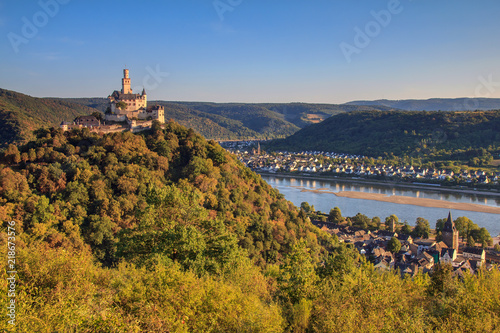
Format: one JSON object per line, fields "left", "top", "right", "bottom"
{"left": 106, "top": 69, "right": 165, "bottom": 124}
{"left": 61, "top": 69, "right": 165, "bottom": 133}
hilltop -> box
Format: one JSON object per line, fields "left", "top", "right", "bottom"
{"left": 63, "top": 97, "right": 397, "bottom": 140}
{"left": 0, "top": 88, "right": 100, "bottom": 148}
{"left": 345, "top": 97, "right": 500, "bottom": 111}
{"left": 0, "top": 86, "right": 400, "bottom": 149}
{"left": 266, "top": 110, "right": 500, "bottom": 166}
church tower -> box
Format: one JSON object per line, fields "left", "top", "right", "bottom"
{"left": 442, "top": 211, "right": 459, "bottom": 251}
{"left": 122, "top": 69, "right": 132, "bottom": 94}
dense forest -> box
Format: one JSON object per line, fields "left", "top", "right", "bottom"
{"left": 1, "top": 122, "right": 499, "bottom": 332}
{"left": 0, "top": 89, "right": 100, "bottom": 148}
{"left": 266, "top": 110, "right": 500, "bottom": 167}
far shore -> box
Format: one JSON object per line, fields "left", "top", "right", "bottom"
{"left": 257, "top": 172, "right": 500, "bottom": 198}
{"left": 299, "top": 189, "right": 500, "bottom": 214}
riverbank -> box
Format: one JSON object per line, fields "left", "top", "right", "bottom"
{"left": 257, "top": 172, "right": 500, "bottom": 198}
{"left": 299, "top": 189, "right": 500, "bottom": 214}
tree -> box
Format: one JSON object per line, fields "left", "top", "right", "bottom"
{"left": 387, "top": 237, "right": 401, "bottom": 254}
{"left": 372, "top": 216, "right": 381, "bottom": 229}
{"left": 471, "top": 227, "right": 492, "bottom": 248}
{"left": 328, "top": 207, "right": 343, "bottom": 223}
{"left": 3, "top": 144, "right": 21, "bottom": 165}
{"left": 116, "top": 101, "right": 127, "bottom": 110}
{"left": 435, "top": 218, "right": 447, "bottom": 241}
{"left": 435, "top": 218, "right": 446, "bottom": 234}
{"left": 351, "top": 213, "right": 370, "bottom": 229}
{"left": 401, "top": 222, "right": 412, "bottom": 235}
{"left": 412, "top": 217, "right": 431, "bottom": 239}
{"left": 91, "top": 111, "right": 104, "bottom": 122}
{"left": 454, "top": 216, "right": 477, "bottom": 241}
{"left": 300, "top": 202, "right": 311, "bottom": 213}
{"left": 467, "top": 235, "right": 476, "bottom": 247}
{"left": 279, "top": 240, "right": 318, "bottom": 303}
{"left": 494, "top": 243, "right": 500, "bottom": 253}
{"left": 428, "top": 263, "right": 456, "bottom": 297}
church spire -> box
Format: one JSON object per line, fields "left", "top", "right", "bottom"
{"left": 443, "top": 211, "right": 455, "bottom": 232}
{"left": 443, "top": 211, "right": 459, "bottom": 251}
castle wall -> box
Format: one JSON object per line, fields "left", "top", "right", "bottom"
{"left": 105, "top": 114, "right": 127, "bottom": 122}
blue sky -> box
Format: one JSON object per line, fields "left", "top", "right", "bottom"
{"left": 1, "top": 0, "right": 500, "bottom": 103}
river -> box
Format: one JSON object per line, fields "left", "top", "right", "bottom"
{"left": 260, "top": 174, "right": 500, "bottom": 237}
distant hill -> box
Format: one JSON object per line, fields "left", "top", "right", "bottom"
{"left": 266, "top": 110, "right": 500, "bottom": 162}
{"left": 64, "top": 98, "right": 396, "bottom": 140}
{"left": 0, "top": 88, "right": 100, "bottom": 148}
{"left": 345, "top": 98, "right": 500, "bottom": 111}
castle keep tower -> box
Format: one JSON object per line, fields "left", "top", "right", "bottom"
{"left": 107, "top": 69, "right": 164, "bottom": 124}
{"left": 122, "top": 69, "right": 132, "bottom": 94}
{"left": 442, "top": 212, "right": 459, "bottom": 251}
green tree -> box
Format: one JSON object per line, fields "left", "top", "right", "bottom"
{"left": 401, "top": 222, "right": 412, "bottom": 235}
{"left": 494, "top": 243, "right": 500, "bottom": 252}
{"left": 435, "top": 218, "right": 446, "bottom": 234}
{"left": 328, "top": 207, "right": 343, "bottom": 223}
{"left": 387, "top": 237, "right": 402, "bottom": 254}
{"left": 471, "top": 227, "right": 492, "bottom": 248}
{"left": 91, "top": 111, "right": 104, "bottom": 122}
{"left": 300, "top": 202, "right": 311, "bottom": 213}
{"left": 435, "top": 218, "right": 447, "bottom": 241}
{"left": 467, "top": 235, "right": 476, "bottom": 247}
{"left": 115, "top": 101, "right": 127, "bottom": 110}
{"left": 454, "top": 216, "right": 477, "bottom": 241}
{"left": 428, "top": 263, "right": 456, "bottom": 297}
{"left": 412, "top": 217, "right": 431, "bottom": 239}
{"left": 351, "top": 213, "right": 370, "bottom": 229}
{"left": 279, "top": 240, "right": 318, "bottom": 303}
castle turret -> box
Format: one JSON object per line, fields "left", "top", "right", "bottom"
{"left": 442, "top": 211, "right": 459, "bottom": 251}
{"left": 122, "top": 69, "right": 132, "bottom": 94}
{"left": 142, "top": 87, "right": 146, "bottom": 96}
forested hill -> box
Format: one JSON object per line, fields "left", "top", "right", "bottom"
{"left": 0, "top": 122, "right": 334, "bottom": 331}
{"left": 1, "top": 122, "right": 500, "bottom": 331}
{"left": 63, "top": 97, "right": 397, "bottom": 140}
{"left": 345, "top": 97, "right": 500, "bottom": 111}
{"left": 266, "top": 110, "right": 500, "bottom": 161}
{"left": 0, "top": 89, "right": 100, "bottom": 148}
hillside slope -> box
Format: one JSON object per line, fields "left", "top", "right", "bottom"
{"left": 0, "top": 88, "right": 100, "bottom": 148}
{"left": 0, "top": 122, "right": 334, "bottom": 331}
{"left": 63, "top": 97, "right": 397, "bottom": 140}
{"left": 266, "top": 110, "right": 500, "bottom": 160}
{"left": 345, "top": 97, "right": 500, "bottom": 111}
{"left": 1, "top": 123, "right": 499, "bottom": 331}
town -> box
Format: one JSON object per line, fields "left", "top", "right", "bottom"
{"left": 221, "top": 141, "right": 500, "bottom": 188}
{"left": 312, "top": 212, "right": 499, "bottom": 276}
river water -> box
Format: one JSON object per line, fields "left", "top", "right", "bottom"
{"left": 261, "top": 175, "right": 500, "bottom": 237}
